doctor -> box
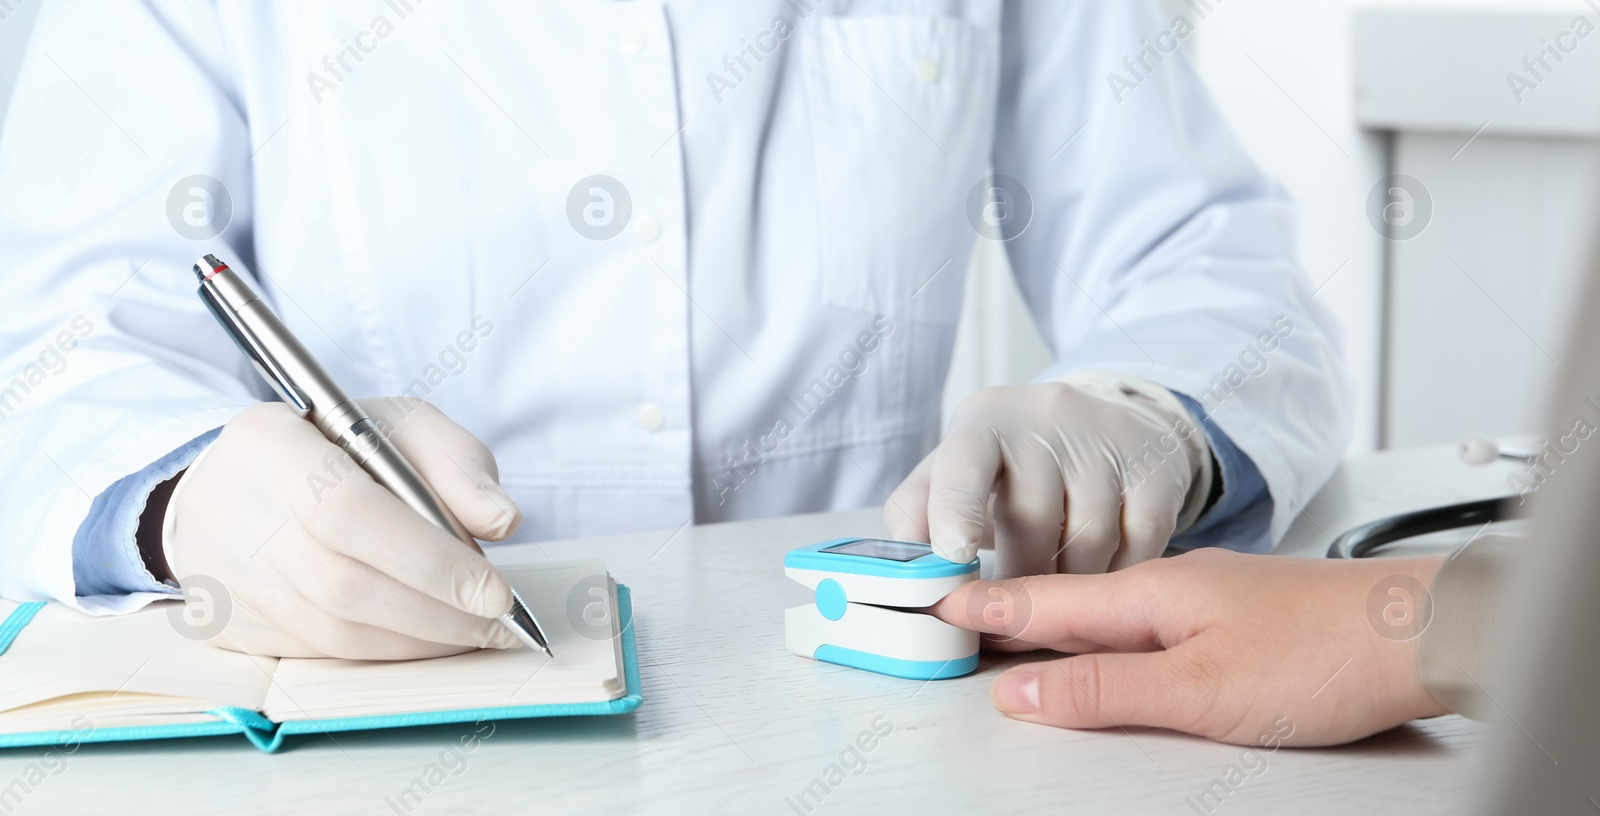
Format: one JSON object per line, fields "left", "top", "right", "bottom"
{"left": 0, "top": 0, "right": 1346, "bottom": 658}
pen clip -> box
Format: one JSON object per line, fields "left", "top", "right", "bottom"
{"left": 199, "top": 285, "right": 313, "bottom": 415}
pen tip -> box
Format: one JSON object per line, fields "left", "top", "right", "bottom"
{"left": 501, "top": 596, "right": 554, "bottom": 658}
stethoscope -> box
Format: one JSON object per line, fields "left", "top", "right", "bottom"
{"left": 1326, "top": 436, "right": 1532, "bottom": 559}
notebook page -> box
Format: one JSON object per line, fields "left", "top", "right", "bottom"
{"left": 0, "top": 600, "right": 276, "bottom": 733}
{"left": 263, "top": 560, "right": 624, "bottom": 721}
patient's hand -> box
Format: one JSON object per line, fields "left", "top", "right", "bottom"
{"left": 932, "top": 549, "right": 1451, "bottom": 746}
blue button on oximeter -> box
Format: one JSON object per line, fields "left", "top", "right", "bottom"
{"left": 784, "top": 538, "right": 979, "bottom": 681}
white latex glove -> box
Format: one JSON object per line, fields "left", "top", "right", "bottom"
{"left": 885, "top": 372, "right": 1213, "bottom": 577}
{"left": 161, "top": 398, "right": 526, "bottom": 659}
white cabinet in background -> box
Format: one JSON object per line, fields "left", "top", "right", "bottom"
{"left": 1356, "top": 6, "right": 1600, "bottom": 447}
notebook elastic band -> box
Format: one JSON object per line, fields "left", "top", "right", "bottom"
{"left": 0, "top": 602, "right": 46, "bottom": 656}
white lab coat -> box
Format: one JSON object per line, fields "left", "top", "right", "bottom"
{"left": 0, "top": 0, "right": 1348, "bottom": 613}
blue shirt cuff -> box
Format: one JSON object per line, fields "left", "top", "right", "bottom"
{"left": 71, "top": 428, "right": 222, "bottom": 597}
{"left": 1168, "top": 392, "right": 1273, "bottom": 553}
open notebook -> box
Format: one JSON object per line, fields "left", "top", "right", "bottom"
{"left": 0, "top": 560, "right": 640, "bottom": 752}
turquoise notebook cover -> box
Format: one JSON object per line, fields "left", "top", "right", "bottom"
{"left": 0, "top": 585, "right": 642, "bottom": 753}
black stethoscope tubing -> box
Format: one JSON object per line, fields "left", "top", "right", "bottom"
{"left": 1325, "top": 497, "right": 1521, "bottom": 559}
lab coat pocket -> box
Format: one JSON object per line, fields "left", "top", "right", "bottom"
{"left": 805, "top": 15, "right": 999, "bottom": 323}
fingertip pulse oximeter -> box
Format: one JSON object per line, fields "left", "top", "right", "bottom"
{"left": 784, "top": 538, "right": 979, "bottom": 680}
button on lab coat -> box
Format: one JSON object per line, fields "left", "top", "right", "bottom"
{"left": 0, "top": 0, "right": 1349, "bottom": 611}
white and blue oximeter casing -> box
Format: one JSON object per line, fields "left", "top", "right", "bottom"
{"left": 784, "top": 538, "right": 979, "bottom": 681}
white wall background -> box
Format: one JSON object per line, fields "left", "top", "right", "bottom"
{"left": 944, "top": 0, "right": 1595, "bottom": 455}
{"left": 1181, "top": 0, "right": 1390, "bottom": 453}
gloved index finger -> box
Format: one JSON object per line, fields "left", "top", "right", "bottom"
{"left": 924, "top": 423, "right": 1003, "bottom": 563}
{"left": 930, "top": 575, "right": 1167, "bottom": 653}
{"left": 362, "top": 398, "right": 522, "bottom": 542}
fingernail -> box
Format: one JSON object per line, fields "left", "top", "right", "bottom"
{"left": 476, "top": 573, "right": 516, "bottom": 619}
{"left": 994, "top": 669, "right": 1040, "bottom": 714}
{"left": 478, "top": 481, "right": 521, "bottom": 538}
{"left": 485, "top": 620, "right": 524, "bottom": 650}
{"left": 458, "top": 564, "right": 515, "bottom": 619}
{"left": 939, "top": 542, "right": 977, "bottom": 564}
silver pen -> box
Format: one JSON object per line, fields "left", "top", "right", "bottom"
{"left": 192, "top": 253, "right": 552, "bottom": 657}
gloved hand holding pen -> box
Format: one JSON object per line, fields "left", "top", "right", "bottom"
{"left": 145, "top": 397, "right": 528, "bottom": 659}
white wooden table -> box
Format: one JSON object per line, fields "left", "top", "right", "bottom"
{"left": 8, "top": 443, "right": 1527, "bottom": 815}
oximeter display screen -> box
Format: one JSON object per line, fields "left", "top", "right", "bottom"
{"left": 821, "top": 539, "right": 931, "bottom": 561}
